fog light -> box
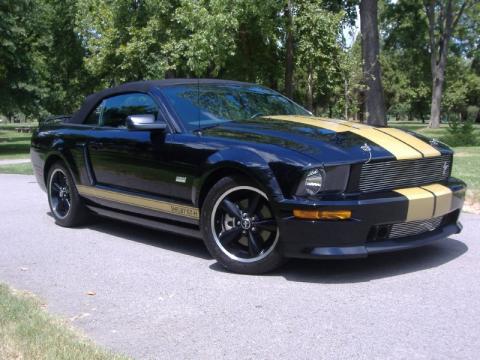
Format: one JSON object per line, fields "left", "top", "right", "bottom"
{"left": 293, "top": 209, "right": 351, "bottom": 220}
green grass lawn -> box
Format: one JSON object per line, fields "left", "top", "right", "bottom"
{"left": 390, "top": 120, "right": 480, "bottom": 145}
{"left": 391, "top": 121, "right": 480, "bottom": 207}
{"left": 0, "top": 130, "right": 32, "bottom": 159}
{"left": 451, "top": 146, "right": 480, "bottom": 204}
{"left": 0, "top": 122, "right": 38, "bottom": 130}
{"left": 0, "top": 284, "right": 128, "bottom": 360}
{"left": 0, "top": 162, "right": 33, "bottom": 175}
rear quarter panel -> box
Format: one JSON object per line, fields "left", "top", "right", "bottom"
{"left": 30, "top": 124, "right": 90, "bottom": 191}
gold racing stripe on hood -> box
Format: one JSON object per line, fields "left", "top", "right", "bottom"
{"left": 267, "top": 115, "right": 353, "bottom": 133}
{"left": 314, "top": 117, "right": 437, "bottom": 159}
{"left": 266, "top": 115, "right": 424, "bottom": 160}
{"left": 374, "top": 127, "right": 441, "bottom": 157}
{"left": 348, "top": 128, "right": 422, "bottom": 160}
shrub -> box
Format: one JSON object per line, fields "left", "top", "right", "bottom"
{"left": 441, "top": 117, "right": 477, "bottom": 146}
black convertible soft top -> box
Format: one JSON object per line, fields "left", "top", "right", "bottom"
{"left": 68, "top": 78, "right": 252, "bottom": 124}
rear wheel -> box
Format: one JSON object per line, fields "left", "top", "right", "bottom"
{"left": 47, "top": 162, "right": 90, "bottom": 227}
{"left": 201, "top": 176, "right": 285, "bottom": 274}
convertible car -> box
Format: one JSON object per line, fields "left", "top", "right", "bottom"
{"left": 31, "top": 79, "right": 466, "bottom": 274}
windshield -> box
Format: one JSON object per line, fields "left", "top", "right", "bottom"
{"left": 159, "top": 84, "right": 311, "bottom": 131}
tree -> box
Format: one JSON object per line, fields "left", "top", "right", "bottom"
{"left": 360, "top": 0, "right": 387, "bottom": 126}
{"left": 424, "top": 0, "right": 473, "bottom": 128}
{"left": 381, "top": 0, "right": 432, "bottom": 123}
{"left": 38, "top": 0, "right": 87, "bottom": 115}
{"left": 284, "top": 0, "right": 295, "bottom": 98}
{"left": 294, "top": 1, "right": 343, "bottom": 112}
{"left": 338, "top": 39, "right": 363, "bottom": 120}
{"left": 222, "top": 1, "right": 283, "bottom": 87}
{"left": 443, "top": 56, "right": 480, "bottom": 121}
{"left": 0, "top": 0, "right": 43, "bottom": 120}
{"left": 173, "top": 0, "right": 240, "bottom": 77}
{"left": 5, "top": 0, "right": 477, "bottom": 127}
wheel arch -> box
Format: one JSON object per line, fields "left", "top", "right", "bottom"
{"left": 195, "top": 161, "right": 284, "bottom": 210}
{"left": 197, "top": 166, "right": 256, "bottom": 209}
{"left": 43, "top": 151, "right": 79, "bottom": 187}
{"left": 43, "top": 154, "right": 64, "bottom": 185}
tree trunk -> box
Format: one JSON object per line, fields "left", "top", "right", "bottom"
{"left": 284, "top": 0, "right": 294, "bottom": 99}
{"left": 307, "top": 70, "right": 314, "bottom": 112}
{"left": 269, "top": 73, "right": 278, "bottom": 91}
{"left": 429, "top": 72, "right": 445, "bottom": 127}
{"left": 358, "top": 90, "right": 365, "bottom": 123}
{"left": 344, "top": 78, "right": 349, "bottom": 120}
{"left": 428, "top": 24, "right": 448, "bottom": 128}
{"left": 426, "top": 0, "right": 470, "bottom": 128}
{"left": 359, "top": 0, "right": 387, "bottom": 126}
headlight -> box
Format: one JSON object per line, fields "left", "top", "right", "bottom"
{"left": 296, "top": 168, "right": 325, "bottom": 196}
{"left": 294, "top": 165, "right": 350, "bottom": 197}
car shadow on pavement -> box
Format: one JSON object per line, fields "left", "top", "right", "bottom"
{"left": 209, "top": 238, "right": 468, "bottom": 283}
{"left": 274, "top": 238, "right": 468, "bottom": 283}
{"left": 64, "top": 214, "right": 213, "bottom": 260}
{"left": 50, "top": 213, "right": 468, "bottom": 283}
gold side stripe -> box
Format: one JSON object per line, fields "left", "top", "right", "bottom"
{"left": 420, "top": 184, "right": 453, "bottom": 217}
{"left": 77, "top": 185, "right": 199, "bottom": 220}
{"left": 394, "top": 187, "right": 435, "bottom": 222}
{"left": 375, "top": 128, "right": 441, "bottom": 158}
{"left": 266, "top": 116, "right": 427, "bottom": 160}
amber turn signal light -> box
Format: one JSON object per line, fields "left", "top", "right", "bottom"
{"left": 293, "top": 209, "right": 352, "bottom": 220}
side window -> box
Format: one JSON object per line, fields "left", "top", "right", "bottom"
{"left": 101, "top": 93, "right": 159, "bottom": 128}
{"left": 84, "top": 100, "right": 105, "bottom": 125}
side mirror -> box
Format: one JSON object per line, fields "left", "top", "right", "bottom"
{"left": 126, "top": 114, "right": 167, "bottom": 131}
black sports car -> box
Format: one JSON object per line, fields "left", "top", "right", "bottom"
{"left": 31, "top": 79, "right": 466, "bottom": 274}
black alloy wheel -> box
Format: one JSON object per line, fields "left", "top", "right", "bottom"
{"left": 47, "top": 162, "right": 90, "bottom": 227}
{"left": 201, "top": 177, "right": 285, "bottom": 274}
{"left": 49, "top": 168, "right": 72, "bottom": 219}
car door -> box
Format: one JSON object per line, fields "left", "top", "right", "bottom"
{"left": 86, "top": 92, "right": 175, "bottom": 199}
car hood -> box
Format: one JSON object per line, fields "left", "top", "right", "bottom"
{"left": 201, "top": 115, "right": 450, "bottom": 164}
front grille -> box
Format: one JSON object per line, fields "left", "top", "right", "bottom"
{"left": 388, "top": 216, "right": 443, "bottom": 239}
{"left": 358, "top": 154, "right": 451, "bottom": 193}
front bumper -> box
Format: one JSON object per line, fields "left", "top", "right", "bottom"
{"left": 275, "top": 178, "right": 466, "bottom": 259}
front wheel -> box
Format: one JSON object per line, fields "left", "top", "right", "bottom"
{"left": 201, "top": 176, "right": 285, "bottom": 274}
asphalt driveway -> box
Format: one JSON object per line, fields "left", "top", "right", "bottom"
{"left": 1, "top": 174, "right": 479, "bottom": 359}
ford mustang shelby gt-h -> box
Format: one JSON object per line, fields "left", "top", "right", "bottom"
{"left": 30, "top": 79, "right": 466, "bottom": 274}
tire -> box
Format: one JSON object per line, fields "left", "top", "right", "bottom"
{"left": 200, "top": 176, "right": 285, "bottom": 274}
{"left": 47, "top": 162, "right": 90, "bottom": 227}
